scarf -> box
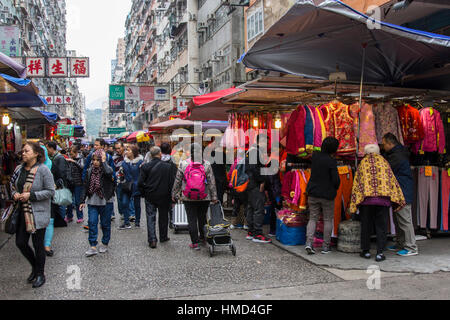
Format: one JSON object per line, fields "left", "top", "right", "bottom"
{"left": 88, "top": 150, "right": 104, "bottom": 199}
{"left": 11, "top": 165, "right": 38, "bottom": 234}
{"left": 349, "top": 153, "right": 406, "bottom": 214}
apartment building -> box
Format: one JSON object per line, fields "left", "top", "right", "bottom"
{"left": 120, "top": 0, "right": 247, "bottom": 127}
{"left": 0, "top": 0, "right": 85, "bottom": 125}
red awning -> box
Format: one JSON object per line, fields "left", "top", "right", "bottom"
{"left": 188, "top": 87, "right": 245, "bottom": 121}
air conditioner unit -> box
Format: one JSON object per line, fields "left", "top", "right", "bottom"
{"left": 207, "top": 14, "right": 216, "bottom": 21}
{"left": 189, "top": 13, "right": 197, "bottom": 21}
{"left": 194, "top": 68, "right": 202, "bottom": 73}
{"left": 178, "top": 67, "right": 186, "bottom": 73}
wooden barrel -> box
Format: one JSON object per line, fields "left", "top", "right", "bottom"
{"left": 337, "top": 220, "right": 361, "bottom": 253}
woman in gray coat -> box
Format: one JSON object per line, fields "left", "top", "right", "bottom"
{"left": 11, "top": 142, "right": 55, "bottom": 288}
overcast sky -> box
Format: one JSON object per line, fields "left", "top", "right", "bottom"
{"left": 66, "top": 0, "right": 132, "bottom": 110}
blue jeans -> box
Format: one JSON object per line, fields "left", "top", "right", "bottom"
{"left": 66, "top": 186, "right": 83, "bottom": 220}
{"left": 44, "top": 218, "right": 54, "bottom": 247}
{"left": 121, "top": 193, "right": 141, "bottom": 225}
{"left": 106, "top": 201, "right": 114, "bottom": 219}
{"left": 87, "top": 205, "right": 111, "bottom": 247}
{"left": 129, "top": 197, "right": 135, "bottom": 218}
{"left": 116, "top": 185, "right": 124, "bottom": 216}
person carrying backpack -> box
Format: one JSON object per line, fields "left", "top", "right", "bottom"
{"left": 172, "top": 143, "right": 218, "bottom": 250}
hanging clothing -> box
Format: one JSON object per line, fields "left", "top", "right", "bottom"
{"left": 286, "top": 105, "right": 306, "bottom": 155}
{"left": 351, "top": 102, "right": 378, "bottom": 157}
{"left": 321, "top": 101, "right": 356, "bottom": 156}
{"left": 333, "top": 166, "right": 353, "bottom": 237}
{"left": 397, "top": 104, "right": 424, "bottom": 145}
{"left": 374, "top": 102, "right": 404, "bottom": 145}
{"left": 312, "top": 107, "right": 326, "bottom": 152}
{"left": 414, "top": 107, "right": 446, "bottom": 154}
{"left": 417, "top": 166, "right": 440, "bottom": 229}
{"left": 349, "top": 153, "right": 406, "bottom": 214}
{"left": 441, "top": 169, "right": 450, "bottom": 232}
{"left": 304, "top": 106, "right": 314, "bottom": 154}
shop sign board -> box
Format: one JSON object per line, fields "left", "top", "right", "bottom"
{"left": 140, "top": 86, "right": 155, "bottom": 101}
{"left": 125, "top": 86, "right": 140, "bottom": 100}
{"left": 110, "top": 85, "right": 125, "bottom": 100}
{"left": 44, "top": 96, "right": 73, "bottom": 105}
{"left": 154, "top": 86, "right": 169, "bottom": 101}
{"left": 70, "top": 57, "right": 89, "bottom": 77}
{"left": 26, "top": 57, "right": 46, "bottom": 77}
{"left": 109, "top": 100, "right": 125, "bottom": 113}
{"left": 177, "top": 98, "right": 189, "bottom": 112}
{"left": 0, "top": 26, "right": 21, "bottom": 57}
{"left": 48, "top": 58, "right": 68, "bottom": 77}
{"left": 57, "top": 124, "right": 74, "bottom": 137}
{"left": 107, "top": 127, "right": 127, "bottom": 134}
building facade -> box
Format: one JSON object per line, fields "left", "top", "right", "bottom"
{"left": 120, "top": 0, "right": 247, "bottom": 129}
{"left": 0, "top": 0, "right": 85, "bottom": 125}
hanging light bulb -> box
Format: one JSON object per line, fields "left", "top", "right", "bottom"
{"left": 253, "top": 113, "right": 259, "bottom": 128}
{"left": 2, "top": 114, "right": 11, "bottom": 126}
{"left": 274, "top": 112, "right": 282, "bottom": 129}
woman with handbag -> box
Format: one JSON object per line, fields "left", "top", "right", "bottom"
{"left": 119, "top": 145, "right": 143, "bottom": 229}
{"left": 10, "top": 142, "right": 55, "bottom": 288}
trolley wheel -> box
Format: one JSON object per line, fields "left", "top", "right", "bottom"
{"left": 231, "top": 244, "right": 236, "bottom": 256}
{"left": 209, "top": 246, "right": 214, "bottom": 257}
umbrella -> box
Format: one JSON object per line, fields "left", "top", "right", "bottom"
{"left": 127, "top": 131, "right": 152, "bottom": 143}
{"left": 0, "top": 73, "right": 47, "bottom": 107}
{"left": 149, "top": 119, "right": 196, "bottom": 131}
{"left": 117, "top": 131, "right": 130, "bottom": 139}
{"left": 0, "top": 52, "right": 27, "bottom": 78}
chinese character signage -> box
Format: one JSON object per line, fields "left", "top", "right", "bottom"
{"left": 57, "top": 125, "right": 74, "bottom": 137}
{"left": 110, "top": 85, "right": 125, "bottom": 100}
{"left": 23, "top": 57, "right": 90, "bottom": 78}
{"left": 107, "top": 127, "right": 127, "bottom": 135}
{"left": 44, "top": 96, "right": 73, "bottom": 105}
{"left": 177, "top": 98, "right": 189, "bottom": 112}
{"left": 48, "top": 58, "right": 68, "bottom": 77}
{"left": 110, "top": 100, "right": 125, "bottom": 113}
{"left": 26, "top": 58, "right": 45, "bottom": 77}
{"left": 70, "top": 57, "right": 89, "bottom": 77}
{"left": 0, "top": 26, "right": 21, "bottom": 57}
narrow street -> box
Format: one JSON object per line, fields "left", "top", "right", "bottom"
{"left": 1, "top": 201, "right": 449, "bottom": 300}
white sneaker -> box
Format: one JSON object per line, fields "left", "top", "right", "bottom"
{"left": 85, "top": 247, "right": 98, "bottom": 257}
{"left": 243, "top": 225, "right": 249, "bottom": 230}
{"left": 99, "top": 245, "right": 108, "bottom": 254}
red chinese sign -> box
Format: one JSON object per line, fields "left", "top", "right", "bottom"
{"left": 70, "top": 58, "right": 89, "bottom": 77}
{"left": 48, "top": 58, "right": 68, "bottom": 77}
{"left": 26, "top": 58, "right": 45, "bottom": 77}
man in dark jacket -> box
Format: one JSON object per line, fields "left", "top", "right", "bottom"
{"left": 244, "top": 134, "right": 272, "bottom": 244}
{"left": 382, "top": 133, "right": 418, "bottom": 256}
{"left": 138, "top": 146, "right": 177, "bottom": 249}
{"left": 305, "top": 137, "right": 340, "bottom": 254}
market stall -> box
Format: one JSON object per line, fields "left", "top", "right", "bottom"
{"left": 187, "top": 0, "right": 450, "bottom": 247}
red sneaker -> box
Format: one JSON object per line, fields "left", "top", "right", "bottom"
{"left": 252, "top": 235, "right": 272, "bottom": 244}
{"left": 246, "top": 232, "right": 254, "bottom": 240}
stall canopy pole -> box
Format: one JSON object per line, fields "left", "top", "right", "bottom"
{"left": 355, "top": 43, "right": 367, "bottom": 168}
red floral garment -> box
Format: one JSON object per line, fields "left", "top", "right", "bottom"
{"left": 321, "top": 101, "right": 356, "bottom": 155}
{"left": 397, "top": 104, "right": 424, "bottom": 144}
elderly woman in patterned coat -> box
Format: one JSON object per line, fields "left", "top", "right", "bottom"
{"left": 349, "top": 144, "right": 406, "bottom": 263}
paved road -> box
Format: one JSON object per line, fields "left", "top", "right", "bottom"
{"left": 0, "top": 201, "right": 339, "bottom": 300}
{"left": 2, "top": 200, "right": 449, "bottom": 300}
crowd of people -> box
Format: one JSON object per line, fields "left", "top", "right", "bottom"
{"left": 9, "top": 130, "right": 418, "bottom": 289}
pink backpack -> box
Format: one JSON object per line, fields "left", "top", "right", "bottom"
{"left": 183, "top": 161, "right": 208, "bottom": 200}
